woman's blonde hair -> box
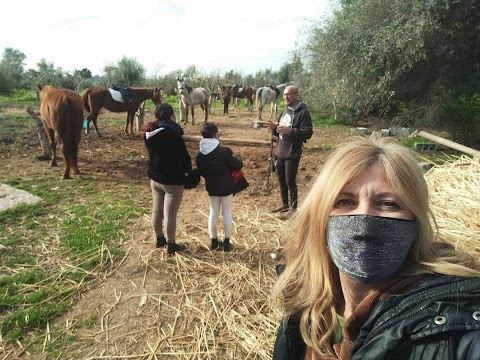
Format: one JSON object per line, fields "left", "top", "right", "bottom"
{"left": 272, "top": 136, "right": 480, "bottom": 357}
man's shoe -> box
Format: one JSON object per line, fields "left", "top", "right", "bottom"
{"left": 279, "top": 210, "right": 296, "bottom": 220}
{"left": 167, "top": 242, "right": 186, "bottom": 255}
{"left": 270, "top": 204, "right": 289, "bottom": 213}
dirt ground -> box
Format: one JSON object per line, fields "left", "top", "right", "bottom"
{"left": 0, "top": 103, "right": 348, "bottom": 359}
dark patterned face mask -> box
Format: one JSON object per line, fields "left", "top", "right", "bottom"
{"left": 327, "top": 215, "right": 417, "bottom": 284}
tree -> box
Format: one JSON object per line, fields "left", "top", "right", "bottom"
{"left": 0, "top": 48, "right": 26, "bottom": 94}
{"left": 300, "top": 0, "right": 480, "bottom": 138}
{"left": 277, "top": 62, "right": 292, "bottom": 84}
{"left": 102, "top": 56, "right": 146, "bottom": 87}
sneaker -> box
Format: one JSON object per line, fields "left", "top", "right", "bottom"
{"left": 156, "top": 236, "right": 167, "bottom": 248}
{"left": 279, "top": 210, "right": 296, "bottom": 221}
{"left": 270, "top": 204, "right": 289, "bottom": 213}
{"left": 167, "top": 242, "right": 186, "bottom": 255}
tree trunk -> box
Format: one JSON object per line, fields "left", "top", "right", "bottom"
{"left": 25, "top": 106, "right": 50, "bottom": 159}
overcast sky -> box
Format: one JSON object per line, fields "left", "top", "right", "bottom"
{"left": 1, "top": 0, "right": 335, "bottom": 77}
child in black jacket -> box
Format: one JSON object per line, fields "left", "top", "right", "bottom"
{"left": 195, "top": 123, "right": 243, "bottom": 251}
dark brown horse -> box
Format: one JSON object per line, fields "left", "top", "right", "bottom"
{"left": 37, "top": 84, "right": 84, "bottom": 179}
{"left": 230, "top": 85, "right": 256, "bottom": 111}
{"left": 218, "top": 84, "right": 232, "bottom": 115}
{"left": 82, "top": 87, "right": 163, "bottom": 136}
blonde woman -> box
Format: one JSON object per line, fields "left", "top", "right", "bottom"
{"left": 272, "top": 136, "right": 480, "bottom": 359}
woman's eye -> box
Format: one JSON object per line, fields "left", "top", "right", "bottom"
{"left": 380, "top": 201, "right": 400, "bottom": 210}
{"left": 334, "top": 199, "right": 355, "bottom": 207}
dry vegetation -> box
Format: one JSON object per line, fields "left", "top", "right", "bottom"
{"left": 0, "top": 104, "right": 341, "bottom": 359}
{"left": 0, "top": 103, "right": 478, "bottom": 359}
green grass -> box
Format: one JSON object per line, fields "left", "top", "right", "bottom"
{"left": 400, "top": 136, "right": 430, "bottom": 149}
{"left": 0, "top": 89, "right": 37, "bottom": 103}
{"left": 0, "top": 175, "right": 145, "bottom": 340}
{"left": 312, "top": 114, "right": 338, "bottom": 126}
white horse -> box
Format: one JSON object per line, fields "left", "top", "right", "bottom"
{"left": 177, "top": 77, "right": 209, "bottom": 124}
{"left": 255, "top": 83, "right": 288, "bottom": 120}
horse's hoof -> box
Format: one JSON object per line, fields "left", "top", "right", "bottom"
{"left": 63, "top": 174, "right": 71, "bottom": 180}
{"left": 50, "top": 161, "right": 57, "bottom": 167}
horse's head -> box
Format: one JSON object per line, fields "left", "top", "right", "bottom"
{"left": 177, "top": 78, "right": 187, "bottom": 96}
{"left": 151, "top": 87, "right": 163, "bottom": 105}
{"left": 37, "top": 84, "right": 56, "bottom": 101}
{"left": 177, "top": 79, "right": 193, "bottom": 97}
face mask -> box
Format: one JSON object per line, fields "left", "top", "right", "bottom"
{"left": 327, "top": 215, "right": 417, "bottom": 284}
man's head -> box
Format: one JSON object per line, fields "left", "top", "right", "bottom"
{"left": 283, "top": 85, "right": 299, "bottom": 107}
{"left": 200, "top": 122, "right": 219, "bottom": 138}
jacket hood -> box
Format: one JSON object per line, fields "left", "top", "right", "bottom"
{"left": 289, "top": 100, "right": 306, "bottom": 112}
{"left": 145, "top": 127, "right": 164, "bottom": 140}
{"left": 199, "top": 138, "right": 220, "bottom": 155}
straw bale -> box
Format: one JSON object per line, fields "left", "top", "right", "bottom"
{"left": 425, "top": 155, "right": 480, "bottom": 254}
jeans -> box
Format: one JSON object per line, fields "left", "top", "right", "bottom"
{"left": 276, "top": 157, "right": 301, "bottom": 209}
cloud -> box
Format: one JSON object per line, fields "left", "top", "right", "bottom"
{"left": 0, "top": 0, "right": 332, "bottom": 76}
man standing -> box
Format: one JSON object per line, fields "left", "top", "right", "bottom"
{"left": 267, "top": 85, "right": 313, "bottom": 220}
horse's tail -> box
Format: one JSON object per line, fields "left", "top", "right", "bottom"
{"left": 81, "top": 88, "right": 93, "bottom": 113}
{"left": 255, "top": 87, "right": 263, "bottom": 110}
{"left": 58, "top": 94, "right": 83, "bottom": 166}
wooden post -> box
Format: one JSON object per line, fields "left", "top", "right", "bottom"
{"left": 135, "top": 101, "right": 146, "bottom": 133}
{"left": 25, "top": 106, "right": 50, "bottom": 159}
{"left": 182, "top": 134, "right": 270, "bottom": 147}
{"left": 412, "top": 130, "right": 480, "bottom": 158}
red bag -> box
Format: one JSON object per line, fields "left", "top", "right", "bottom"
{"left": 232, "top": 170, "right": 249, "bottom": 195}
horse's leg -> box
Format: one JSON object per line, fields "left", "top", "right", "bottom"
{"left": 87, "top": 111, "right": 102, "bottom": 137}
{"left": 124, "top": 111, "right": 135, "bottom": 136}
{"left": 58, "top": 140, "right": 72, "bottom": 179}
{"left": 258, "top": 101, "right": 263, "bottom": 120}
{"left": 191, "top": 104, "right": 195, "bottom": 125}
{"left": 71, "top": 144, "right": 80, "bottom": 175}
{"left": 44, "top": 127, "right": 57, "bottom": 167}
{"left": 130, "top": 111, "right": 135, "bottom": 136}
{"left": 203, "top": 101, "right": 208, "bottom": 122}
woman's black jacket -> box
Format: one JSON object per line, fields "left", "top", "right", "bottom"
{"left": 144, "top": 126, "right": 192, "bottom": 185}
{"left": 273, "top": 276, "right": 480, "bottom": 360}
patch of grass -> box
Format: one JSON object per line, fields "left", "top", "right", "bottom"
{"left": 0, "top": 113, "right": 32, "bottom": 122}
{"left": 0, "top": 175, "right": 143, "bottom": 340}
{"left": 1, "top": 301, "right": 70, "bottom": 339}
{"left": 400, "top": 136, "right": 430, "bottom": 149}
{"left": 312, "top": 114, "right": 337, "bottom": 127}
{"left": 0, "top": 89, "right": 37, "bottom": 103}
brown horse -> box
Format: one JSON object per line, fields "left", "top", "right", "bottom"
{"left": 82, "top": 87, "right": 163, "bottom": 136}
{"left": 230, "top": 85, "right": 256, "bottom": 111}
{"left": 218, "top": 84, "right": 232, "bottom": 115}
{"left": 37, "top": 84, "right": 84, "bottom": 179}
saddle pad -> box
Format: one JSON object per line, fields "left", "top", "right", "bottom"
{"left": 108, "top": 88, "right": 124, "bottom": 103}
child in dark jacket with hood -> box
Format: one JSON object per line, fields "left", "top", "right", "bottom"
{"left": 195, "top": 122, "right": 243, "bottom": 251}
